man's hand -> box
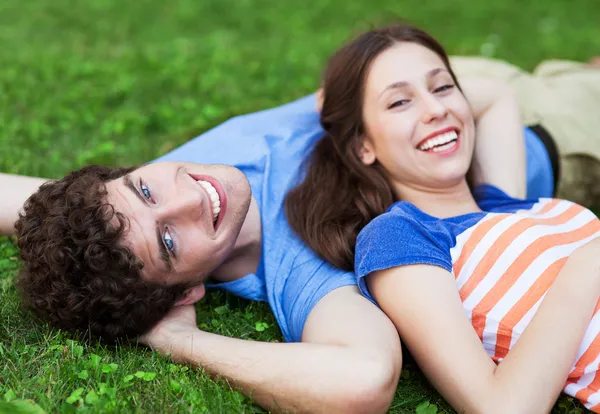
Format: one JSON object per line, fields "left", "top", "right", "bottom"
{"left": 139, "top": 304, "right": 198, "bottom": 358}
{"left": 135, "top": 287, "right": 400, "bottom": 413}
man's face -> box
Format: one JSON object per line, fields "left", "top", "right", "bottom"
{"left": 106, "top": 162, "right": 252, "bottom": 286}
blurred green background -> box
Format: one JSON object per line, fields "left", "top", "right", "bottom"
{"left": 1, "top": 0, "right": 599, "bottom": 412}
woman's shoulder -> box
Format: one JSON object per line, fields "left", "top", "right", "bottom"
{"left": 355, "top": 202, "right": 458, "bottom": 278}
{"left": 474, "top": 184, "right": 542, "bottom": 213}
{"left": 360, "top": 201, "right": 438, "bottom": 239}
{"left": 473, "top": 185, "right": 598, "bottom": 223}
{"left": 362, "top": 199, "right": 485, "bottom": 238}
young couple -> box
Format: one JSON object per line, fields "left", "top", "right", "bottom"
{"left": 3, "top": 23, "right": 600, "bottom": 413}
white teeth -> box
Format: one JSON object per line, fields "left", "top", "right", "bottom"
{"left": 197, "top": 180, "right": 221, "bottom": 222}
{"left": 418, "top": 130, "right": 458, "bottom": 151}
{"left": 432, "top": 140, "right": 457, "bottom": 152}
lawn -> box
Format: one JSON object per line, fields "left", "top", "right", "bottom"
{"left": 1, "top": 0, "right": 599, "bottom": 412}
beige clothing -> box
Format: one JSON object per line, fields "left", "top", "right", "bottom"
{"left": 450, "top": 56, "right": 600, "bottom": 210}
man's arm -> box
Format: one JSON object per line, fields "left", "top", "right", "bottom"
{"left": 142, "top": 286, "right": 402, "bottom": 413}
{"left": 0, "top": 173, "right": 48, "bottom": 236}
{"left": 460, "top": 78, "right": 527, "bottom": 199}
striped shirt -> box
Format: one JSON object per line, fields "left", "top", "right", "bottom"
{"left": 355, "top": 185, "right": 600, "bottom": 411}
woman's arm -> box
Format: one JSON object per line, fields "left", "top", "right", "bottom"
{"left": 0, "top": 173, "right": 48, "bottom": 236}
{"left": 367, "top": 238, "right": 600, "bottom": 414}
{"left": 460, "top": 78, "right": 527, "bottom": 199}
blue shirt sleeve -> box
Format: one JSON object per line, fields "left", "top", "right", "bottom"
{"left": 280, "top": 260, "right": 356, "bottom": 342}
{"left": 153, "top": 94, "right": 319, "bottom": 166}
{"left": 524, "top": 126, "right": 554, "bottom": 199}
{"left": 354, "top": 203, "right": 454, "bottom": 304}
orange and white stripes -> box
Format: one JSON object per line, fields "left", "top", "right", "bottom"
{"left": 449, "top": 198, "right": 600, "bottom": 410}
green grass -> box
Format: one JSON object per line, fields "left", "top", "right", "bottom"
{"left": 1, "top": 0, "right": 599, "bottom": 412}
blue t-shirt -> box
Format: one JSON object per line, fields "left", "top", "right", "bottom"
{"left": 155, "top": 94, "right": 554, "bottom": 342}
{"left": 354, "top": 185, "right": 539, "bottom": 302}
{"left": 155, "top": 95, "right": 356, "bottom": 342}
{"left": 355, "top": 185, "right": 599, "bottom": 305}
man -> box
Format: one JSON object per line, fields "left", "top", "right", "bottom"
{"left": 4, "top": 95, "right": 403, "bottom": 413}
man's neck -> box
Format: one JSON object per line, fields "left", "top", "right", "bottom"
{"left": 211, "top": 197, "right": 262, "bottom": 283}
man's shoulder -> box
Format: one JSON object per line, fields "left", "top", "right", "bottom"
{"left": 155, "top": 95, "right": 317, "bottom": 167}
{"left": 261, "top": 217, "right": 350, "bottom": 277}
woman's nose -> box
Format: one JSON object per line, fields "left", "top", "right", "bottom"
{"left": 420, "top": 93, "right": 448, "bottom": 124}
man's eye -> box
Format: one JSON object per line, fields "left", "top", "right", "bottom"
{"left": 163, "top": 229, "right": 175, "bottom": 252}
{"left": 434, "top": 84, "right": 455, "bottom": 93}
{"left": 140, "top": 182, "right": 152, "bottom": 200}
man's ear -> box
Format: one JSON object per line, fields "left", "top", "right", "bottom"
{"left": 175, "top": 284, "right": 206, "bottom": 306}
{"left": 358, "top": 138, "right": 376, "bottom": 165}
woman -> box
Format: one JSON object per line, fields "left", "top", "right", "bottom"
{"left": 286, "top": 24, "right": 600, "bottom": 412}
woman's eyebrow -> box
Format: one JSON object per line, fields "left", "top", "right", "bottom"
{"left": 427, "top": 67, "right": 447, "bottom": 78}
{"left": 380, "top": 67, "right": 449, "bottom": 97}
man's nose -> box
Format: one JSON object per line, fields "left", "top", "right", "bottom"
{"left": 155, "top": 187, "right": 204, "bottom": 222}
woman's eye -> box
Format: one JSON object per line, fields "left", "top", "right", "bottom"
{"left": 389, "top": 99, "right": 410, "bottom": 109}
{"left": 434, "top": 84, "right": 455, "bottom": 93}
{"left": 140, "top": 182, "right": 152, "bottom": 200}
{"left": 163, "top": 229, "right": 175, "bottom": 252}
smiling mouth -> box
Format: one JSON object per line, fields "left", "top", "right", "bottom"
{"left": 418, "top": 130, "right": 459, "bottom": 152}
{"left": 196, "top": 180, "right": 221, "bottom": 224}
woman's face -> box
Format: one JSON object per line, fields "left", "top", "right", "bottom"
{"left": 361, "top": 42, "right": 476, "bottom": 192}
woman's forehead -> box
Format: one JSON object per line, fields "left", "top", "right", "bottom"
{"left": 367, "top": 43, "right": 447, "bottom": 89}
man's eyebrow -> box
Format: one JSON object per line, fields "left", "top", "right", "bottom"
{"left": 123, "top": 174, "right": 148, "bottom": 205}
{"left": 156, "top": 227, "right": 173, "bottom": 273}
{"left": 380, "top": 67, "right": 448, "bottom": 97}
{"left": 123, "top": 174, "right": 173, "bottom": 273}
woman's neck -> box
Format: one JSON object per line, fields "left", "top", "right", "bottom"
{"left": 393, "top": 179, "right": 481, "bottom": 218}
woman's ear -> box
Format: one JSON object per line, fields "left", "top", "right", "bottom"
{"left": 175, "top": 284, "right": 206, "bottom": 306}
{"left": 358, "top": 138, "right": 376, "bottom": 165}
{"left": 315, "top": 87, "right": 324, "bottom": 113}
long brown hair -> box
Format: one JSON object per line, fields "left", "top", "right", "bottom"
{"left": 285, "top": 23, "right": 461, "bottom": 271}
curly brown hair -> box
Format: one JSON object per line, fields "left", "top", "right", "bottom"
{"left": 15, "top": 165, "right": 189, "bottom": 343}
